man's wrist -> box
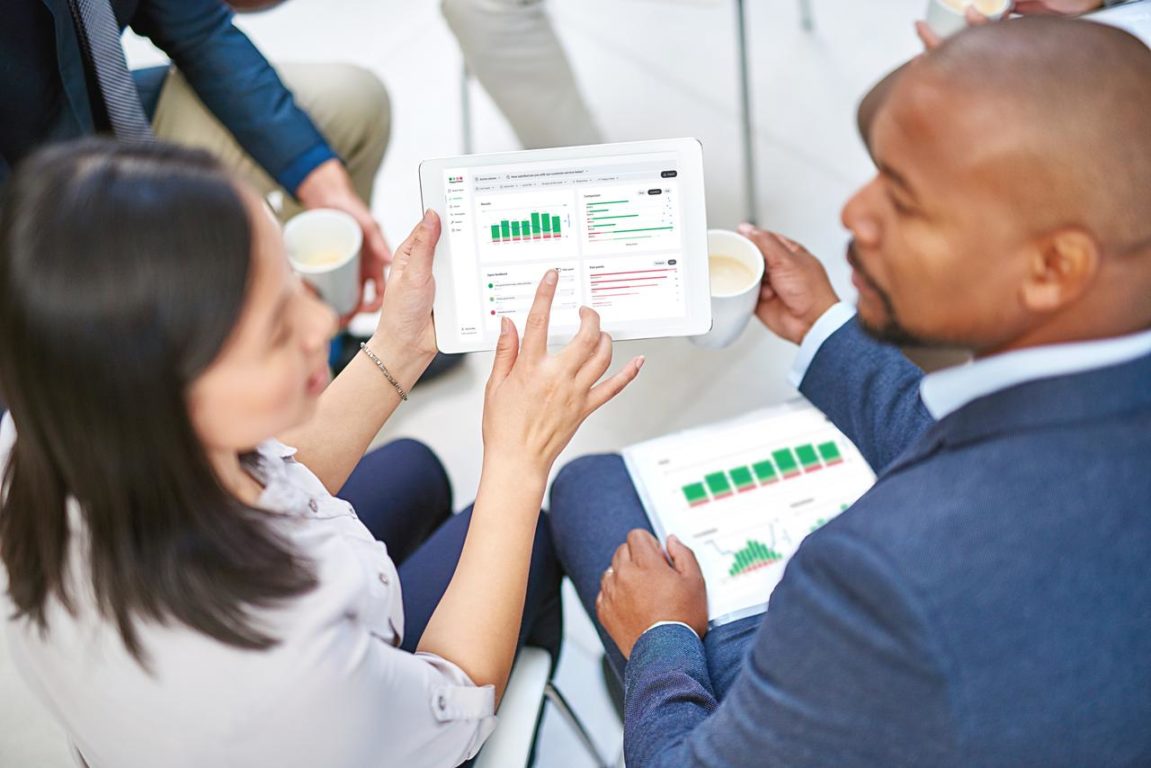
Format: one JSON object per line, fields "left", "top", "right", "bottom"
{"left": 295, "top": 158, "right": 354, "bottom": 208}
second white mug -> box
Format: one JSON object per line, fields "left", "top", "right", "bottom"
{"left": 690, "top": 229, "right": 765, "bottom": 350}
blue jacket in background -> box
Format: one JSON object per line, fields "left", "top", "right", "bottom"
{"left": 0, "top": 0, "right": 336, "bottom": 191}
{"left": 623, "top": 320, "right": 1151, "bottom": 767}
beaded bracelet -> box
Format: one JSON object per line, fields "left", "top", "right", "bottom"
{"left": 359, "top": 343, "right": 409, "bottom": 402}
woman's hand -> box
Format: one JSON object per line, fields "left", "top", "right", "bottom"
{"left": 482, "top": 269, "right": 644, "bottom": 479}
{"left": 372, "top": 210, "right": 440, "bottom": 365}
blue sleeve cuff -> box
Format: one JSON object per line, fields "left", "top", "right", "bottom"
{"left": 277, "top": 143, "right": 340, "bottom": 197}
{"left": 625, "top": 622, "right": 708, "bottom": 685}
{"left": 789, "top": 302, "right": 857, "bottom": 389}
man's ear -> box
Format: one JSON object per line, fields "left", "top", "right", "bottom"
{"left": 1019, "top": 227, "right": 1100, "bottom": 314}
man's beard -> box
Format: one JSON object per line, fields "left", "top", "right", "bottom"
{"left": 846, "top": 242, "right": 937, "bottom": 348}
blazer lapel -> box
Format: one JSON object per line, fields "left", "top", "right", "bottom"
{"left": 40, "top": 0, "right": 97, "bottom": 136}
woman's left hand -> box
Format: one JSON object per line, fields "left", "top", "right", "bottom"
{"left": 373, "top": 210, "right": 440, "bottom": 362}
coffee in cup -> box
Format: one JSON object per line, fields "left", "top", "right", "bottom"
{"left": 691, "top": 229, "right": 765, "bottom": 349}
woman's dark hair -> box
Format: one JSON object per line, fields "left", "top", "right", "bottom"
{"left": 0, "top": 139, "right": 316, "bottom": 664}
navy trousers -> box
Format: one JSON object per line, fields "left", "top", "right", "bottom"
{"left": 338, "top": 439, "right": 564, "bottom": 658}
{"left": 548, "top": 453, "right": 760, "bottom": 693}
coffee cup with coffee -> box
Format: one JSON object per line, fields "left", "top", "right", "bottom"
{"left": 926, "top": 0, "right": 1010, "bottom": 38}
{"left": 690, "top": 229, "right": 766, "bottom": 349}
{"left": 284, "top": 209, "right": 362, "bottom": 317}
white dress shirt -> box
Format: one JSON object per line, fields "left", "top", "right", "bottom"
{"left": 0, "top": 416, "right": 495, "bottom": 768}
{"left": 790, "top": 302, "right": 1151, "bottom": 419}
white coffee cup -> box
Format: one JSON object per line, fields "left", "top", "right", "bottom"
{"left": 284, "top": 209, "right": 362, "bottom": 317}
{"left": 690, "top": 229, "right": 766, "bottom": 349}
{"left": 926, "top": 0, "right": 1010, "bottom": 38}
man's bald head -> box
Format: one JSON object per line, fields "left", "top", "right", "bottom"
{"left": 845, "top": 18, "right": 1151, "bottom": 355}
{"left": 913, "top": 17, "right": 1151, "bottom": 247}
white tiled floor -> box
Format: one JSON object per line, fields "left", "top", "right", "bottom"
{"left": 0, "top": 1, "right": 929, "bottom": 765}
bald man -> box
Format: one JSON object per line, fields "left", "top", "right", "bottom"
{"left": 548, "top": 17, "right": 1151, "bottom": 768}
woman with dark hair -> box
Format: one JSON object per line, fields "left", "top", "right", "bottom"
{"left": 0, "top": 139, "right": 643, "bottom": 768}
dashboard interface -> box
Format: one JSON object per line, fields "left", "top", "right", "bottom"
{"left": 441, "top": 151, "right": 690, "bottom": 342}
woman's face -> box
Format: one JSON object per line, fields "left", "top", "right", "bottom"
{"left": 188, "top": 194, "right": 337, "bottom": 454}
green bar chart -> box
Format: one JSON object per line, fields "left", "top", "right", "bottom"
{"left": 728, "top": 539, "right": 785, "bottom": 577}
{"left": 679, "top": 439, "right": 848, "bottom": 507}
{"left": 490, "top": 210, "right": 567, "bottom": 242}
{"left": 584, "top": 193, "right": 676, "bottom": 248}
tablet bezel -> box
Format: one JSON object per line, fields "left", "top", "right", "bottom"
{"left": 419, "top": 138, "right": 712, "bottom": 353}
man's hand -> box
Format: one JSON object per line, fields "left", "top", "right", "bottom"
{"left": 738, "top": 224, "right": 839, "bottom": 346}
{"left": 596, "top": 530, "right": 708, "bottom": 659}
{"left": 296, "top": 158, "right": 392, "bottom": 317}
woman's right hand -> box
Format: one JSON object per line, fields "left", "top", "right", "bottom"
{"left": 482, "top": 269, "right": 644, "bottom": 478}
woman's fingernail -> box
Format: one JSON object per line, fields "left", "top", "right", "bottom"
{"left": 738, "top": 223, "right": 756, "bottom": 235}
{"left": 422, "top": 209, "right": 435, "bottom": 225}
{"left": 545, "top": 269, "right": 558, "bottom": 285}
{"left": 635, "top": 355, "right": 646, "bottom": 371}
{"left": 500, "top": 316, "right": 510, "bottom": 336}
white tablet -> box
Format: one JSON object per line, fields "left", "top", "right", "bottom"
{"left": 419, "top": 138, "right": 712, "bottom": 353}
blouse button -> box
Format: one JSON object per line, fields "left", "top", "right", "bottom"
{"left": 378, "top": 572, "right": 390, "bottom": 586}
{"left": 437, "top": 694, "right": 447, "bottom": 711}
{"left": 308, "top": 499, "right": 318, "bottom": 512}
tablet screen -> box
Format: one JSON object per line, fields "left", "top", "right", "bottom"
{"left": 436, "top": 147, "right": 703, "bottom": 347}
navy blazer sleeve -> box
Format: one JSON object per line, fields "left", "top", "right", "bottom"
{"left": 622, "top": 530, "right": 958, "bottom": 768}
{"left": 129, "top": 0, "right": 337, "bottom": 194}
{"left": 799, "top": 319, "right": 934, "bottom": 473}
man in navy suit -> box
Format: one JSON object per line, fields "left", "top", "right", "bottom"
{"left": 549, "top": 17, "right": 1151, "bottom": 767}
{"left": 0, "top": 0, "right": 391, "bottom": 312}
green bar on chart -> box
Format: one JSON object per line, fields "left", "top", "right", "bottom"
{"left": 531, "top": 212, "right": 541, "bottom": 236}
{"left": 491, "top": 224, "right": 501, "bottom": 241}
{"left": 542, "top": 215, "right": 552, "bottom": 234}
{"left": 729, "top": 466, "right": 755, "bottom": 492}
{"left": 818, "top": 441, "right": 843, "bottom": 465}
{"left": 552, "top": 215, "right": 562, "bottom": 235}
{"left": 772, "top": 448, "right": 801, "bottom": 478}
{"left": 795, "top": 444, "right": 822, "bottom": 472}
{"left": 682, "top": 482, "right": 709, "bottom": 507}
{"left": 511, "top": 221, "right": 521, "bottom": 238}
{"left": 752, "top": 460, "right": 778, "bottom": 484}
{"left": 705, "top": 471, "right": 733, "bottom": 498}
{"left": 500, "top": 220, "right": 511, "bottom": 239}
{"left": 521, "top": 220, "right": 531, "bottom": 237}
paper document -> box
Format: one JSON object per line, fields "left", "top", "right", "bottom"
{"left": 623, "top": 400, "right": 876, "bottom": 626}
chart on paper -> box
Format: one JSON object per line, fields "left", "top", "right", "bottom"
{"left": 623, "top": 400, "right": 876, "bottom": 625}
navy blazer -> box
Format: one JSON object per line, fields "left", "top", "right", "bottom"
{"left": 623, "top": 320, "right": 1151, "bottom": 767}
{"left": 0, "top": 0, "right": 335, "bottom": 192}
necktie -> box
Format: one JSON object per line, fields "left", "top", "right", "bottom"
{"left": 66, "top": 0, "right": 155, "bottom": 142}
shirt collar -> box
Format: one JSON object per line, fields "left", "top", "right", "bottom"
{"left": 919, "top": 327, "right": 1151, "bottom": 420}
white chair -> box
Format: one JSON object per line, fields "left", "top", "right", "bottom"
{"left": 474, "top": 646, "right": 615, "bottom": 768}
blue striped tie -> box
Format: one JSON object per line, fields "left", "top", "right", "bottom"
{"left": 67, "top": 0, "right": 155, "bottom": 142}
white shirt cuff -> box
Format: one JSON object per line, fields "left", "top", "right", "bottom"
{"left": 788, "top": 302, "right": 857, "bottom": 389}
{"left": 641, "top": 620, "right": 701, "bottom": 641}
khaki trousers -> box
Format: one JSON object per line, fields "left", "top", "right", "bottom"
{"left": 151, "top": 63, "right": 391, "bottom": 221}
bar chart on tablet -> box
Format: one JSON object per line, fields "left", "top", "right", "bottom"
{"left": 582, "top": 188, "right": 679, "bottom": 253}
{"left": 623, "top": 401, "right": 876, "bottom": 624}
